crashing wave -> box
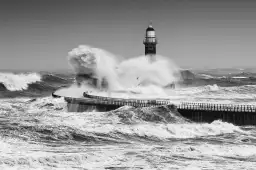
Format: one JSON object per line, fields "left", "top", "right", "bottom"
{"left": 109, "top": 105, "right": 189, "bottom": 124}
{"left": 67, "top": 45, "right": 180, "bottom": 93}
{"left": 0, "top": 72, "right": 41, "bottom": 91}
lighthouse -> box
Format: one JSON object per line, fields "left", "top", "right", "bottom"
{"left": 143, "top": 22, "right": 157, "bottom": 62}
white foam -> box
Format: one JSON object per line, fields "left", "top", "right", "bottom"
{"left": 198, "top": 74, "right": 215, "bottom": 79}
{"left": 232, "top": 76, "right": 248, "bottom": 79}
{"left": 0, "top": 72, "right": 41, "bottom": 91}
{"left": 40, "top": 108, "right": 245, "bottom": 140}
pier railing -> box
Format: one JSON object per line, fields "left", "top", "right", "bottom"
{"left": 178, "top": 102, "right": 256, "bottom": 112}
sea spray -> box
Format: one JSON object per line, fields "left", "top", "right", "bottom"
{"left": 64, "top": 45, "right": 181, "bottom": 97}
{"left": 117, "top": 55, "right": 180, "bottom": 88}
{"left": 68, "top": 45, "right": 121, "bottom": 91}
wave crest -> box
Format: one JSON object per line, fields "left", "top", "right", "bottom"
{"left": 109, "top": 105, "right": 189, "bottom": 124}
{"left": 0, "top": 72, "right": 41, "bottom": 91}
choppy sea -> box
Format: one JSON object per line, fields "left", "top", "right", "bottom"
{"left": 1, "top": 69, "right": 256, "bottom": 170}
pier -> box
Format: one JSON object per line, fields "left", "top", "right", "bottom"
{"left": 54, "top": 92, "right": 256, "bottom": 125}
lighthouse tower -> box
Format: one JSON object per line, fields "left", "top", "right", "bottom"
{"left": 143, "top": 22, "right": 157, "bottom": 62}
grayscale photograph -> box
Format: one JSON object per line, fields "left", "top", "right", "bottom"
{"left": 0, "top": 0, "right": 256, "bottom": 169}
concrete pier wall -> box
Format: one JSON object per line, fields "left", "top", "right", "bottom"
{"left": 178, "top": 102, "right": 256, "bottom": 125}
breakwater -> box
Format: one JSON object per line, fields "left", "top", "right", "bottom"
{"left": 64, "top": 95, "right": 172, "bottom": 112}
{"left": 53, "top": 92, "right": 256, "bottom": 125}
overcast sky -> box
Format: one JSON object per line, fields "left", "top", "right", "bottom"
{"left": 1, "top": 0, "right": 256, "bottom": 71}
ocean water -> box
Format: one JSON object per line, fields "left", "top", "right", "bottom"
{"left": 1, "top": 70, "right": 256, "bottom": 170}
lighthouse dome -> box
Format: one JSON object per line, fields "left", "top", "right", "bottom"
{"left": 146, "top": 26, "right": 155, "bottom": 31}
